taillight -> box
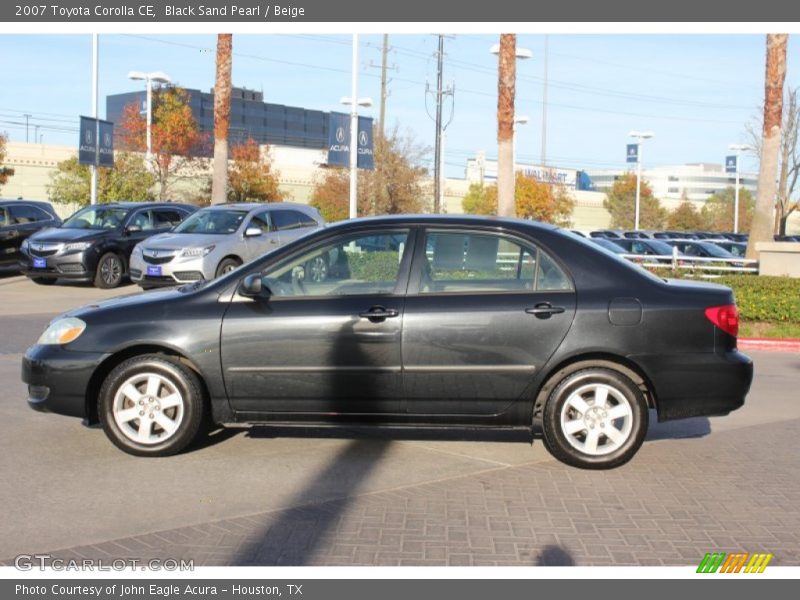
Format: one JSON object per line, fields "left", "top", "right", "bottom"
{"left": 705, "top": 304, "right": 739, "bottom": 337}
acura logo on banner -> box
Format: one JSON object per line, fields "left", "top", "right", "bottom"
{"left": 626, "top": 143, "right": 639, "bottom": 163}
{"left": 79, "top": 116, "right": 115, "bottom": 168}
{"left": 725, "top": 155, "right": 737, "bottom": 174}
{"left": 327, "top": 112, "right": 375, "bottom": 170}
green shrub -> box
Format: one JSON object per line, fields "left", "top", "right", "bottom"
{"left": 345, "top": 251, "right": 401, "bottom": 282}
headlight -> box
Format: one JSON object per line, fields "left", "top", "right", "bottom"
{"left": 181, "top": 245, "right": 215, "bottom": 258}
{"left": 132, "top": 245, "right": 143, "bottom": 255}
{"left": 64, "top": 241, "right": 92, "bottom": 252}
{"left": 21, "top": 239, "right": 29, "bottom": 250}
{"left": 37, "top": 317, "right": 87, "bottom": 345}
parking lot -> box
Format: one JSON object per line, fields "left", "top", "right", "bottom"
{"left": 1, "top": 273, "right": 799, "bottom": 566}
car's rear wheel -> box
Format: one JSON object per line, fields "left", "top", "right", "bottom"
{"left": 306, "top": 255, "right": 329, "bottom": 283}
{"left": 99, "top": 354, "right": 206, "bottom": 457}
{"left": 95, "top": 252, "right": 124, "bottom": 289}
{"left": 215, "top": 257, "right": 241, "bottom": 278}
{"left": 543, "top": 367, "right": 648, "bottom": 469}
{"left": 30, "top": 277, "right": 57, "bottom": 285}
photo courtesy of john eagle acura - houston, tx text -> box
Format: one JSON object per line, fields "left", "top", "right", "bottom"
{"left": 21, "top": 215, "right": 753, "bottom": 469}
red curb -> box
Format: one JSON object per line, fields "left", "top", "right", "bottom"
{"left": 739, "top": 337, "right": 800, "bottom": 352}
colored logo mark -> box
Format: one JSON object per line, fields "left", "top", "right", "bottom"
{"left": 697, "top": 552, "right": 773, "bottom": 573}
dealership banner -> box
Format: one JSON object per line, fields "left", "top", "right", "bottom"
{"left": 726, "top": 155, "right": 737, "bottom": 174}
{"left": 3, "top": 0, "right": 800, "bottom": 21}
{"left": 78, "top": 116, "right": 114, "bottom": 168}
{"left": 327, "top": 113, "right": 374, "bottom": 170}
{"left": 626, "top": 144, "right": 639, "bottom": 164}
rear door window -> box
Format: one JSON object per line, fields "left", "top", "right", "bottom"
{"left": 153, "top": 209, "right": 185, "bottom": 229}
{"left": 10, "top": 204, "right": 50, "bottom": 224}
{"left": 271, "top": 209, "right": 315, "bottom": 231}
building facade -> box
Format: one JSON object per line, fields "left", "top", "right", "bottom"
{"left": 584, "top": 163, "right": 758, "bottom": 206}
{"left": 106, "top": 86, "right": 331, "bottom": 150}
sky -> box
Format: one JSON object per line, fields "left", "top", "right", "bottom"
{"left": 1, "top": 33, "right": 796, "bottom": 177}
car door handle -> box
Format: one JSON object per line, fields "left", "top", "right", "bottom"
{"left": 359, "top": 306, "right": 400, "bottom": 321}
{"left": 525, "top": 303, "right": 566, "bottom": 319}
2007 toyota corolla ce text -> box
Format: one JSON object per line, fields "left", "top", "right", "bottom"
{"left": 21, "top": 215, "right": 753, "bottom": 469}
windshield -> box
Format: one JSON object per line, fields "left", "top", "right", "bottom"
{"left": 62, "top": 206, "right": 129, "bottom": 230}
{"left": 173, "top": 209, "right": 248, "bottom": 235}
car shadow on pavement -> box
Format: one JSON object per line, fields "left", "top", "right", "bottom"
{"left": 535, "top": 544, "right": 575, "bottom": 566}
{"left": 645, "top": 411, "right": 711, "bottom": 440}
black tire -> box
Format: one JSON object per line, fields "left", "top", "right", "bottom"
{"left": 215, "top": 257, "right": 242, "bottom": 278}
{"left": 305, "top": 254, "right": 329, "bottom": 283}
{"left": 30, "top": 277, "right": 57, "bottom": 286}
{"left": 98, "top": 354, "right": 207, "bottom": 457}
{"left": 94, "top": 252, "right": 124, "bottom": 289}
{"left": 542, "top": 367, "right": 648, "bottom": 470}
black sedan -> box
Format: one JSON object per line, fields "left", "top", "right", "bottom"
{"left": 21, "top": 215, "right": 753, "bottom": 469}
{"left": 20, "top": 202, "right": 195, "bottom": 288}
{"left": 0, "top": 200, "right": 61, "bottom": 272}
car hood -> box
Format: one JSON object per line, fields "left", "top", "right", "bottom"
{"left": 30, "top": 227, "right": 109, "bottom": 243}
{"left": 140, "top": 232, "right": 226, "bottom": 250}
{"left": 64, "top": 287, "right": 192, "bottom": 321}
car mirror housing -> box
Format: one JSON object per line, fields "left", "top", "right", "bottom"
{"left": 244, "top": 227, "right": 262, "bottom": 237}
{"left": 239, "top": 273, "right": 269, "bottom": 298}
{"left": 126, "top": 224, "right": 142, "bottom": 234}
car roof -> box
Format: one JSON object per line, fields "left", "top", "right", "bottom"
{"left": 0, "top": 199, "right": 53, "bottom": 208}
{"left": 321, "top": 214, "right": 560, "bottom": 233}
{"left": 79, "top": 202, "right": 194, "bottom": 209}
{"left": 201, "top": 202, "right": 320, "bottom": 213}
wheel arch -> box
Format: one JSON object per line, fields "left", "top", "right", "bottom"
{"left": 531, "top": 352, "right": 658, "bottom": 426}
{"left": 84, "top": 344, "right": 211, "bottom": 425}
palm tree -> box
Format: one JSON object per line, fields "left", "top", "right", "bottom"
{"left": 496, "top": 34, "right": 516, "bottom": 217}
{"left": 211, "top": 34, "right": 233, "bottom": 205}
{"left": 748, "top": 33, "right": 788, "bottom": 259}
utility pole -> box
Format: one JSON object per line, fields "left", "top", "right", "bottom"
{"left": 433, "top": 34, "right": 444, "bottom": 214}
{"left": 23, "top": 114, "right": 31, "bottom": 143}
{"left": 496, "top": 34, "right": 517, "bottom": 218}
{"left": 211, "top": 33, "right": 233, "bottom": 205}
{"left": 541, "top": 35, "right": 549, "bottom": 166}
{"left": 379, "top": 34, "right": 389, "bottom": 134}
{"left": 90, "top": 33, "right": 98, "bottom": 206}
{"left": 349, "top": 33, "right": 360, "bottom": 219}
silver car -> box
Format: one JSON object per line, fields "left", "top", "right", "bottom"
{"left": 129, "top": 202, "right": 324, "bottom": 288}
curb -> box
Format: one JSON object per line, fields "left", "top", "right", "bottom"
{"left": 739, "top": 337, "right": 800, "bottom": 352}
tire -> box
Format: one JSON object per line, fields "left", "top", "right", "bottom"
{"left": 98, "top": 354, "right": 207, "bottom": 457}
{"left": 542, "top": 367, "right": 648, "bottom": 469}
{"left": 94, "top": 252, "right": 124, "bottom": 289}
{"left": 215, "top": 257, "right": 242, "bottom": 278}
{"left": 31, "top": 277, "right": 57, "bottom": 285}
{"left": 306, "top": 254, "right": 329, "bottom": 283}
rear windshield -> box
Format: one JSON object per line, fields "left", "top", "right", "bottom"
{"left": 173, "top": 209, "right": 248, "bottom": 235}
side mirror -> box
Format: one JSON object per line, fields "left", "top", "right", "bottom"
{"left": 240, "top": 273, "right": 269, "bottom": 298}
{"left": 126, "top": 224, "right": 142, "bottom": 234}
{"left": 244, "top": 227, "right": 262, "bottom": 237}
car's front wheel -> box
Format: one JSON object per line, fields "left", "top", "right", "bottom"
{"left": 215, "top": 257, "right": 241, "bottom": 278}
{"left": 99, "top": 354, "right": 206, "bottom": 457}
{"left": 543, "top": 367, "right": 648, "bottom": 469}
{"left": 95, "top": 252, "right": 124, "bottom": 289}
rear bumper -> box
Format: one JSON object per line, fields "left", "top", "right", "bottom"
{"left": 631, "top": 350, "right": 753, "bottom": 421}
{"left": 22, "top": 345, "right": 109, "bottom": 419}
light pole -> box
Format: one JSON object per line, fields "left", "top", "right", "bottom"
{"left": 629, "top": 130, "right": 654, "bottom": 230}
{"left": 127, "top": 70, "right": 172, "bottom": 164}
{"left": 513, "top": 115, "right": 529, "bottom": 171}
{"left": 339, "top": 34, "right": 375, "bottom": 220}
{"left": 729, "top": 143, "right": 753, "bottom": 234}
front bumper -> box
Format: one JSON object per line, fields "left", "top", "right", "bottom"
{"left": 130, "top": 252, "right": 212, "bottom": 287}
{"left": 20, "top": 248, "right": 96, "bottom": 282}
{"left": 632, "top": 350, "right": 754, "bottom": 421}
{"left": 22, "top": 345, "right": 109, "bottom": 418}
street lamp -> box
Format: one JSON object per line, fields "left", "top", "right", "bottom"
{"left": 513, "top": 115, "right": 529, "bottom": 171}
{"left": 628, "top": 130, "right": 655, "bottom": 231}
{"left": 128, "top": 70, "right": 172, "bottom": 163}
{"left": 729, "top": 143, "right": 753, "bottom": 234}
{"left": 340, "top": 95, "right": 373, "bottom": 220}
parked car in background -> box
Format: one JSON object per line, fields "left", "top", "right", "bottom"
{"left": 712, "top": 241, "right": 747, "bottom": 257}
{"left": 653, "top": 231, "right": 700, "bottom": 240}
{"left": 720, "top": 233, "right": 748, "bottom": 242}
{"left": 590, "top": 238, "right": 628, "bottom": 255}
{"left": 130, "top": 202, "right": 324, "bottom": 289}
{"left": 0, "top": 200, "right": 61, "bottom": 272}
{"left": 20, "top": 202, "right": 195, "bottom": 288}
{"left": 664, "top": 239, "right": 742, "bottom": 267}
{"left": 611, "top": 238, "right": 682, "bottom": 264}
{"left": 23, "top": 215, "right": 753, "bottom": 469}
{"left": 622, "top": 231, "right": 651, "bottom": 239}
{"left": 589, "top": 230, "right": 624, "bottom": 239}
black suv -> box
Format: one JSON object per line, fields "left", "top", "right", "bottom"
{"left": 0, "top": 200, "right": 62, "bottom": 273}
{"left": 20, "top": 202, "right": 196, "bottom": 288}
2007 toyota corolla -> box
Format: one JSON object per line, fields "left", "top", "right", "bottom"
{"left": 21, "top": 215, "right": 753, "bottom": 469}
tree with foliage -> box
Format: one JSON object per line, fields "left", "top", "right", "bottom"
{"left": 666, "top": 194, "right": 705, "bottom": 231}
{"left": 462, "top": 174, "right": 575, "bottom": 226}
{"left": 47, "top": 153, "right": 156, "bottom": 206}
{"left": 117, "top": 86, "right": 208, "bottom": 201}
{"left": 310, "top": 128, "right": 428, "bottom": 221}
{"left": 603, "top": 173, "right": 666, "bottom": 229}
{"left": 701, "top": 187, "right": 755, "bottom": 233}
{"left": 0, "top": 133, "right": 12, "bottom": 190}
{"left": 227, "top": 139, "right": 283, "bottom": 203}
